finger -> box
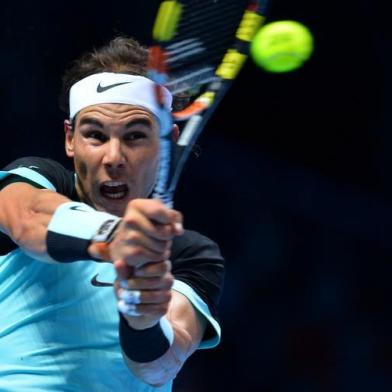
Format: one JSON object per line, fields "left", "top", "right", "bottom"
{"left": 118, "top": 288, "right": 171, "bottom": 305}
{"left": 133, "top": 303, "right": 170, "bottom": 317}
{"left": 172, "top": 220, "right": 184, "bottom": 236}
{"left": 117, "top": 301, "right": 141, "bottom": 317}
{"left": 134, "top": 260, "right": 171, "bottom": 278}
{"left": 128, "top": 199, "right": 183, "bottom": 228}
{"left": 114, "top": 259, "right": 134, "bottom": 280}
{"left": 122, "top": 229, "right": 172, "bottom": 255}
{"left": 120, "top": 245, "right": 171, "bottom": 266}
{"left": 118, "top": 289, "right": 142, "bottom": 304}
{"left": 122, "top": 208, "right": 174, "bottom": 241}
{"left": 122, "top": 273, "right": 174, "bottom": 291}
{"left": 118, "top": 302, "right": 170, "bottom": 318}
{"left": 122, "top": 208, "right": 179, "bottom": 242}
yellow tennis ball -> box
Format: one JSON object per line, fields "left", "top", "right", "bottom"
{"left": 250, "top": 20, "right": 314, "bottom": 73}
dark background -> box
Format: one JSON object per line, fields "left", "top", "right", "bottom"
{"left": 2, "top": 0, "right": 392, "bottom": 391}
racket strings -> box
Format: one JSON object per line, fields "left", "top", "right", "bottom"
{"left": 162, "top": 0, "right": 247, "bottom": 71}
{"left": 161, "top": 1, "right": 259, "bottom": 109}
{"left": 177, "top": 4, "right": 244, "bottom": 32}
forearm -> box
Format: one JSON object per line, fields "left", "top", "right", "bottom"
{"left": 0, "top": 183, "right": 70, "bottom": 262}
{"left": 0, "top": 182, "right": 120, "bottom": 263}
{"left": 122, "top": 321, "right": 196, "bottom": 386}
{"left": 119, "top": 291, "right": 206, "bottom": 386}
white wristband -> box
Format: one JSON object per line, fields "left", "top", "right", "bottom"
{"left": 46, "top": 201, "right": 121, "bottom": 262}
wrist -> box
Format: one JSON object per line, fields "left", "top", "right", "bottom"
{"left": 122, "top": 313, "right": 161, "bottom": 331}
{"left": 46, "top": 201, "right": 121, "bottom": 263}
{"left": 119, "top": 313, "right": 174, "bottom": 363}
{"left": 89, "top": 218, "right": 121, "bottom": 261}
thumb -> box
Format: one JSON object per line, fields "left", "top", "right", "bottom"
{"left": 114, "top": 259, "right": 134, "bottom": 280}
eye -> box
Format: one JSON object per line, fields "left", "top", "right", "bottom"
{"left": 124, "top": 131, "right": 147, "bottom": 142}
{"left": 85, "top": 131, "right": 108, "bottom": 143}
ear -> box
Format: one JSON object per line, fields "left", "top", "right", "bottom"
{"left": 64, "top": 119, "right": 75, "bottom": 158}
{"left": 171, "top": 124, "right": 180, "bottom": 142}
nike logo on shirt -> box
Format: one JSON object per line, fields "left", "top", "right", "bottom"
{"left": 90, "top": 274, "right": 114, "bottom": 287}
{"left": 96, "top": 81, "right": 132, "bottom": 93}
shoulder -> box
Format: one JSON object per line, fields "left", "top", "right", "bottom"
{"left": 2, "top": 156, "right": 70, "bottom": 178}
{"left": 172, "top": 229, "right": 224, "bottom": 262}
{"left": 1, "top": 156, "right": 75, "bottom": 197}
{"left": 171, "top": 229, "right": 225, "bottom": 311}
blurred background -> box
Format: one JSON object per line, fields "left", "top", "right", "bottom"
{"left": 1, "top": 0, "right": 392, "bottom": 390}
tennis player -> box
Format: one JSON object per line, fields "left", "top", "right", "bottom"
{"left": 0, "top": 36, "right": 224, "bottom": 391}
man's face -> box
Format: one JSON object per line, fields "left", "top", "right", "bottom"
{"left": 65, "top": 103, "right": 159, "bottom": 216}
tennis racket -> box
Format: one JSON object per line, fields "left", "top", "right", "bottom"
{"left": 149, "top": 0, "right": 269, "bottom": 208}
{"left": 116, "top": 0, "right": 269, "bottom": 316}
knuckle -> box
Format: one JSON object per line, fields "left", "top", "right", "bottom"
{"left": 127, "top": 230, "right": 140, "bottom": 242}
{"left": 143, "top": 261, "right": 167, "bottom": 276}
{"left": 162, "top": 260, "right": 172, "bottom": 273}
{"left": 128, "top": 198, "right": 142, "bottom": 208}
{"left": 129, "top": 246, "right": 143, "bottom": 257}
{"left": 173, "top": 210, "right": 183, "bottom": 221}
{"left": 143, "top": 263, "right": 158, "bottom": 276}
{"left": 125, "top": 278, "right": 135, "bottom": 288}
{"left": 151, "top": 199, "right": 164, "bottom": 208}
{"left": 162, "top": 290, "right": 172, "bottom": 303}
{"left": 123, "top": 211, "right": 138, "bottom": 226}
{"left": 153, "top": 290, "right": 171, "bottom": 303}
{"left": 162, "top": 274, "right": 174, "bottom": 289}
{"left": 150, "top": 277, "right": 162, "bottom": 287}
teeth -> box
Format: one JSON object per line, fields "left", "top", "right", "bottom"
{"left": 104, "top": 181, "right": 126, "bottom": 187}
{"left": 104, "top": 191, "right": 126, "bottom": 199}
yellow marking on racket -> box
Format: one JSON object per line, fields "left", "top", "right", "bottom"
{"left": 173, "top": 92, "right": 215, "bottom": 120}
{"left": 198, "top": 91, "right": 215, "bottom": 106}
{"left": 153, "top": 0, "right": 183, "bottom": 41}
{"left": 216, "top": 50, "right": 247, "bottom": 80}
{"left": 237, "top": 11, "right": 265, "bottom": 42}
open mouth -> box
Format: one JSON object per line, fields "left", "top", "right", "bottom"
{"left": 100, "top": 181, "right": 129, "bottom": 200}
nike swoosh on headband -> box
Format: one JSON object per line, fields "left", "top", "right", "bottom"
{"left": 90, "top": 273, "right": 114, "bottom": 287}
{"left": 96, "top": 81, "right": 133, "bottom": 93}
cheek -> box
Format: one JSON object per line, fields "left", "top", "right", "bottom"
{"left": 145, "top": 150, "right": 159, "bottom": 175}
{"left": 75, "top": 157, "right": 88, "bottom": 180}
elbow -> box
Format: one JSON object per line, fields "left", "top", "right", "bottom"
{"left": 12, "top": 207, "right": 47, "bottom": 256}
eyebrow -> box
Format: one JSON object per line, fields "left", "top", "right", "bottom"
{"left": 125, "top": 118, "right": 153, "bottom": 129}
{"left": 78, "top": 117, "right": 103, "bottom": 128}
{"left": 78, "top": 117, "right": 153, "bottom": 129}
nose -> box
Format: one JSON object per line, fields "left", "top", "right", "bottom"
{"left": 102, "top": 138, "right": 126, "bottom": 169}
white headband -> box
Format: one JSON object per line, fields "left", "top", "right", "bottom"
{"left": 69, "top": 72, "right": 172, "bottom": 120}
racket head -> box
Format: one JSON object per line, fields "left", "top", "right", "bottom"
{"left": 149, "top": 0, "right": 268, "bottom": 205}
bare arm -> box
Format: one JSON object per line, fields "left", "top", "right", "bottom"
{"left": 0, "top": 182, "right": 70, "bottom": 262}
{"left": 109, "top": 199, "right": 209, "bottom": 386}
{"left": 121, "top": 290, "right": 206, "bottom": 386}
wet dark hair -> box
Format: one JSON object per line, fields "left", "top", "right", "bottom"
{"left": 59, "top": 36, "right": 148, "bottom": 116}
